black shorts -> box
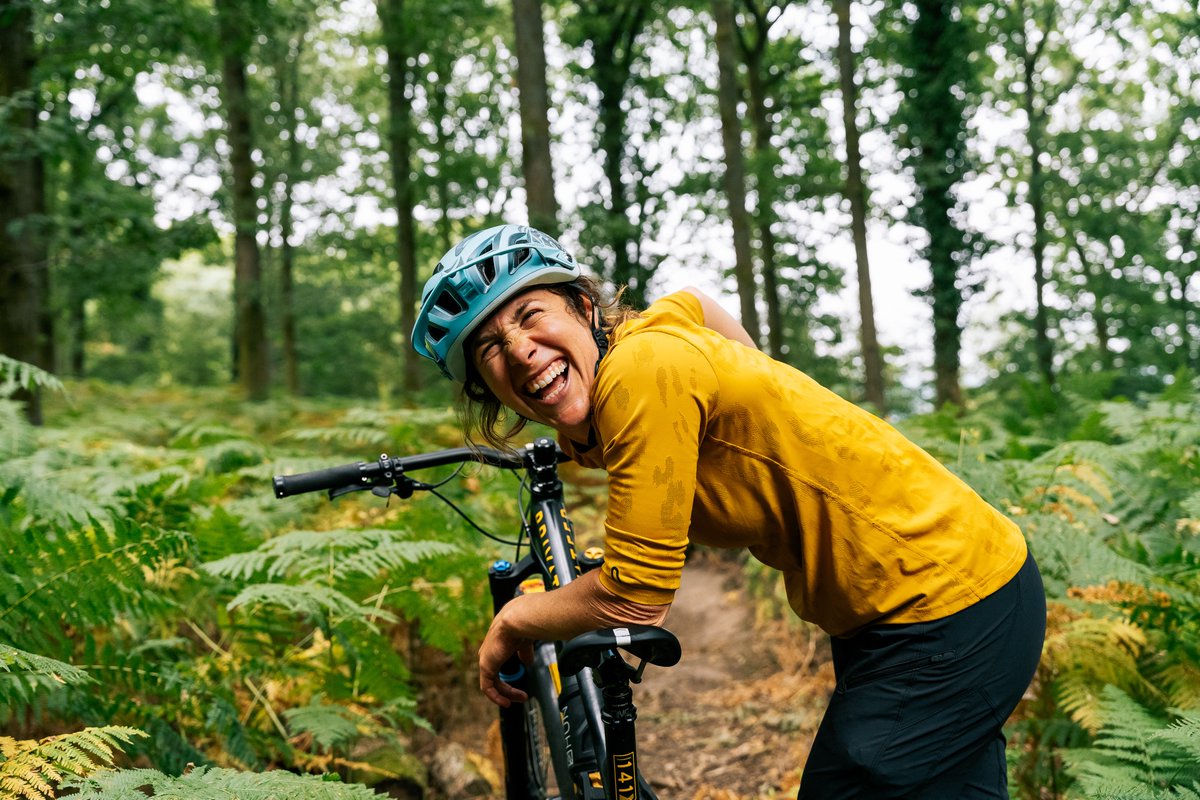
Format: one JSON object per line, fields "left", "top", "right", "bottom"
{"left": 797, "top": 553, "right": 1046, "bottom": 799}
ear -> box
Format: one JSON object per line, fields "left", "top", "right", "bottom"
{"left": 578, "top": 291, "right": 595, "bottom": 319}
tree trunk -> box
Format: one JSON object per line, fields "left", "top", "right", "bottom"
{"left": 739, "top": 2, "right": 783, "bottom": 358}
{"left": 712, "top": 0, "right": 762, "bottom": 346}
{"left": 279, "top": 36, "right": 302, "bottom": 396}
{"left": 216, "top": 0, "right": 271, "bottom": 401}
{"left": 512, "top": 0, "right": 559, "bottom": 233}
{"left": 380, "top": 0, "right": 421, "bottom": 393}
{"left": 835, "top": 0, "right": 886, "bottom": 413}
{"left": 429, "top": 48, "right": 454, "bottom": 255}
{"left": 1018, "top": 0, "right": 1055, "bottom": 389}
{"left": 581, "top": 1, "right": 648, "bottom": 307}
{"left": 901, "top": 0, "right": 971, "bottom": 408}
{"left": 0, "top": 0, "right": 49, "bottom": 423}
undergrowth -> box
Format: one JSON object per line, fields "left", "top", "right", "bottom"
{"left": 0, "top": 375, "right": 521, "bottom": 797}
{"left": 3, "top": 361, "right": 1198, "bottom": 799}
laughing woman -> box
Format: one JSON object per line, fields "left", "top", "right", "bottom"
{"left": 410, "top": 224, "right": 1045, "bottom": 800}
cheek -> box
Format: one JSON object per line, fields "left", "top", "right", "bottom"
{"left": 484, "top": 368, "right": 525, "bottom": 406}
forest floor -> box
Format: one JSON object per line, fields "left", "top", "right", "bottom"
{"left": 414, "top": 554, "right": 836, "bottom": 800}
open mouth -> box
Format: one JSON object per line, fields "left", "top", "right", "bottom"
{"left": 525, "top": 359, "right": 569, "bottom": 402}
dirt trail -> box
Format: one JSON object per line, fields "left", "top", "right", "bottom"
{"left": 420, "top": 555, "right": 834, "bottom": 800}
{"left": 632, "top": 556, "right": 832, "bottom": 800}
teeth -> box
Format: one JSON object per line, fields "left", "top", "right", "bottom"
{"left": 526, "top": 361, "right": 566, "bottom": 394}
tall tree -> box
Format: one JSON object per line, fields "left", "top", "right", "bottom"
{"left": 712, "top": 0, "right": 762, "bottom": 346}
{"left": 567, "top": 1, "right": 652, "bottom": 307}
{"left": 215, "top": 0, "right": 271, "bottom": 401}
{"left": 378, "top": 0, "right": 421, "bottom": 393}
{"left": 834, "top": 0, "right": 885, "bottom": 412}
{"left": 891, "top": 0, "right": 980, "bottom": 407}
{"left": 513, "top": 0, "right": 560, "bottom": 233}
{"left": 718, "top": 3, "right": 843, "bottom": 372}
{"left": 0, "top": 0, "right": 48, "bottom": 423}
{"left": 734, "top": 0, "right": 785, "bottom": 357}
{"left": 275, "top": 32, "right": 304, "bottom": 396}
{"left": 1012, "top": 0, "right": 1055, "bottom": 389}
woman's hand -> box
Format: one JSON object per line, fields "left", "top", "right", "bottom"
{"left": 475, "top": 569, "right": 671, "bottom": 707}
{"left": 478, "top": 601, "right": 534, "bottom": 707}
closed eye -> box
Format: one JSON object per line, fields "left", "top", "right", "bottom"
{"left": 474, "top": 337, "right": 500, "bottom": 363}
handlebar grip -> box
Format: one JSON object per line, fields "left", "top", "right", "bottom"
{"left": 273, "top": 461, "right": 372, "bottom": 498}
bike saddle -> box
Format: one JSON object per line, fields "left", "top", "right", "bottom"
{"left": 558, "top": 625, "right": 681, "bottom": 677}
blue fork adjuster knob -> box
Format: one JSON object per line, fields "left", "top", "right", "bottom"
{"left": 499, "top": 664, "right": 526, "bottom": 683}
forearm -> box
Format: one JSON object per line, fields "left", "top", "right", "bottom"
{"left": 479, "top": 569, "right": 670, "bottom": 706}
{"left": 495, "top": 569, "right": 669, "bottom": 643}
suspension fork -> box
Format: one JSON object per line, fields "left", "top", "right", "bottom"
{"left": 489, "top": 557, "right": 540, "bottom": 798}
{"left": 524, "top": 438, "right": 609, "bottom": 773}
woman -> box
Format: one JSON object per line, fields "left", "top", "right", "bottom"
{"left": 412, "top": 223, "right": 1046, "bottom": 799}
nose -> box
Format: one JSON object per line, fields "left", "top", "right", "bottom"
{"left": 503, "top": 329, "right": 537, "bottom": 365}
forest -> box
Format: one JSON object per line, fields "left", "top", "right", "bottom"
{"left": 1, "top": 0, "right": 1198, "bottom": 797}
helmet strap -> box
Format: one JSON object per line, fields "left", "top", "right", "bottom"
{"left": 589, "top": 296, "right": 609, "bottom": 376}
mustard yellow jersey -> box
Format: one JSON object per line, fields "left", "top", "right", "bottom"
{"left": 559, "top": 292, "right": 1027, "bottom": 637}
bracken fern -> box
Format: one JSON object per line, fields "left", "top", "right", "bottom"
{"left": 58, "top": 765, "right": 383, "bottom": 799}
{"left": 0, "top": 726, "right": 145, "bottom": 800}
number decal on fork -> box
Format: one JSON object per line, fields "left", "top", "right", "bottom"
{"left": 612, "top": 751, "right": 637, "bottom": 800}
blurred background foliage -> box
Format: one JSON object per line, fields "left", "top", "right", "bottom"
{"left": 1, "top": 0, "right": 1198, "bottom": 795}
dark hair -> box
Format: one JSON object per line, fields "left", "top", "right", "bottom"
{"left": 459, "top": 276, "right": 639, "bottom": 450}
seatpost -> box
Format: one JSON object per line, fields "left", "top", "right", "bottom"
{"left": 595, "top": 656, "right": 643, "bottom": 800}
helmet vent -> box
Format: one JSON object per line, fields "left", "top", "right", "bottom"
{"left": 427, "top": 323, "right": 448, "bottom": 343}
{"left": 479, "top": 256, "right": 497, "bottom": 284}
{"left": 512, "top": 247, "right": 531, "bottom": 271}
{"left": 433, "top": 290, "right": 465, "bottom": 315}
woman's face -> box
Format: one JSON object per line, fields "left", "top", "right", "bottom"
{"left": 470, "top": 288, "right": 599, "bottom": 442}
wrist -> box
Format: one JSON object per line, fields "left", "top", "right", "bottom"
{"left": 493, "top": 594, "right": 527, "bottom": 639}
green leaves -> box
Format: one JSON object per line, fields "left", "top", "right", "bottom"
{"left": 0, "top": 357, "right": 64, "bottom": 399}
{"left": 1063, "top": 686, "right": 1200, "bottom": 798}
{"left": 204, "top": 529, "right": 459, "bottom": 583}
{"left": 60, "top": 765, "right": 383, "bottom": 800}
{"left": 0, "top": 726, "right": 147, "bottom": 800}
{"left": 227, "top": 583, "right": 400, "bottom": 628}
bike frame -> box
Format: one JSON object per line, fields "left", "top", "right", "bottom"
{"left": 487, "top": 438, "right": 610, "bottom": 798}
{"left": 273, "top": 435, "right": 667, "bottom": 800}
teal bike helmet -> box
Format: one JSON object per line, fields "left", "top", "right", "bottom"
{"left": 412, "top": 224, "right": 582, "bottom": 382}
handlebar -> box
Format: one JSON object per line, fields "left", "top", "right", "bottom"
{"left": 272, "top": 441, "right": 569, "bottom": 499}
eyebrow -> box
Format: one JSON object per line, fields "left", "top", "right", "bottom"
{"left": 472, "top": 298, "right": 537, "bottom": 355}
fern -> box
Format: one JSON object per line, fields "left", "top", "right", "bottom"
{"left": 169, "top": 422, "right": 254, "bottom": 448}
{"left": 59, "top": 765, "right": 382, "bottom": 799}
{"left": 227, "top": 583, "right": 399, "bottom": 629}
{"left": 1153, "top": 712, "right": 1200, "bottom": 760}
{"left": 0, "top": 643, "right": 92, "bottom": 711}
{"left": 0, "top": 356, "right": 64, "bottom": 399}
{"left": 283, "top": 697, "right": 368, "bottom": 752}
{"left": 0, "top": 400, "right": 36, "bottom": 463}
{"left": 1064, "top": 686, "right": 1200, "bottom": 798}
{"left": 0, "top": 726, "right": 145, "bottom": 800}
{"left": 284, "top": 426, "right": 393, "bottom": 449}
{"left": 202, "top": 529, "right": 458, "bottom": 583}
{"left": 0, "top": 513, "right": 193, "bottom": 655}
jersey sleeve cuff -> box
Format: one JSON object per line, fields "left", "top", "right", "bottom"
{"left": 598, "top": 568, "right": 676, "bottom": 606}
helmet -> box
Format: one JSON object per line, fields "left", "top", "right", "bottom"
{"left": 412, "top": 224, "right": 581, "bottom": 382}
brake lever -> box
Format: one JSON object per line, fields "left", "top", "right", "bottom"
{"left": 327, "top": 479, "right": 416, "bottom": 500}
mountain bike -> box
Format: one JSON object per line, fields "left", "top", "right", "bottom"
{"left": 273, "top": 436, "right": 680, "bottom": 800}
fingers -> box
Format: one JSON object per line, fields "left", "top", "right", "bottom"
{"left": 480, "top": 671, "right": 529, "bottom": 708}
